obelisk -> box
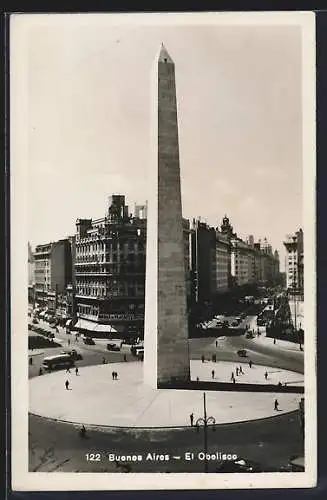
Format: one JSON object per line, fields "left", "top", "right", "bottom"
{"left": 144, "top": 44, "right": 190, "bottom": 387}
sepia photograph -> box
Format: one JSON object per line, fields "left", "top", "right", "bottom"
{"left": 10, "top": 11, "right": 316, "bottom": 490}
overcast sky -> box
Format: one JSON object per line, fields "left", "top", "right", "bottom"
{"left": 21, "top": 16, "right": 304, "bottom": 267}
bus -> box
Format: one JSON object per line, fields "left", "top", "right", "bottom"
{"left": 42, "top": 354, "right": 75, "bottom": 371}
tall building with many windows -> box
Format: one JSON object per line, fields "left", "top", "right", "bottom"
{"left": 283, "top": 228, "right": 304, "bottom": 295}
{"left": 74, "top": 195, "right": 147, "bottom": 337}
{"left": 33, "top": 239, "right": 72, "bottom": 309}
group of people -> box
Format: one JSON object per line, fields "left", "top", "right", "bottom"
{"left": 111, "top": 371, "right": 118, "bottom": 380}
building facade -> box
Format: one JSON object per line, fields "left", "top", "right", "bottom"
{"left": 33, "top": 239, "right": 72, "bottom": 309}
{"left": 74, "top": 195, "right": 146, "bottom": 337}
{"left": 283, "top": 228, "right": 304, "bottom": 294}
{"left": 190, "top": 219, "right": 230, "bottom": 305}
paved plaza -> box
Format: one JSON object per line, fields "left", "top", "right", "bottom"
{"left": 30, "top": 361, "right": 303, "bottom": 428}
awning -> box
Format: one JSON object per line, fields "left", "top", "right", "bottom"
{"left": 74, "top": 319, "right": 97, "bottom": 332}
{"left": 93, "top": 324, "right": 118, "bottom": 334}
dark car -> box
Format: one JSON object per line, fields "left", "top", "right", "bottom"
{"left": 83, "top": 337, "right": 95, "bottom": 345}
{"left": 245, "top": 332, "right": 254, "bottom": 339}
{"left": 107, "top": 343, "right": 121, "bottom": 351}
{"left": 216, "top": 458, "right": 262, "bottom": 473}
{"left": 61, "top": 349, "right": 83, "bottom": 360}
{"left": 237, "top": 349, "right": 247, "bottom": 357}
{"left": 32, "top": 318, "right": 39, "bottom": 324}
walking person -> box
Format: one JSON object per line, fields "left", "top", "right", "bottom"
{"left": 211, "top": 369, "right": 215, "bottom": 379}
{"left": 190, "top": 413, "right": 194, "bottom": 426}
{"left": 65, "top": 380, "right": 69, "bottom": 390}
{"left": 123, "top": 354, "right": 127, "bottom": 362}
{"left": 75, "top": 367, "right": 79, "bottom": 376}
{"left": 273, "top": 338, "right": 276, "bottom": 345}
{"left": 249, "top": 360, "right": 253, "bottom": 369}
{"left": 201, "top": 355, "right": 205, "bottom": 363}
{"left": 239, "top": 365, "right": 243, "bottom": 375}
{"left": 115, "top": 371, "right": 118, "bottom": 380}
{"left": 231, "top": 372, "right": 235, "bottom": 382}
{"left": 236, "top": 367, "right": 239, "bottom": 377}
{"left": 264, "top": 371, "right": 268, "bottom": 380}
{"left": 215, "top": 340, "right": 218, "bottom": 348}
{"left": 274, "top": 399, "right": 279, "bottom": 411}
{"left": 68, "top": 338, "right": 71, "bottom": 346}
{"left": 66, "top": 367, "right": 71, "bottom": 373}
{"left": 39, "top": 367, "right": 43, "bottom": 376}
{"left": 111, "top": 371, "right": 115, "bottom": 380}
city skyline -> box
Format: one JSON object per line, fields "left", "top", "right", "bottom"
{"left": 25, "top": 20, "right": 302, "bottom": 266}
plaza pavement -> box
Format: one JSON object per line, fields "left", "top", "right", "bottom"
{"left": 30, "top": 361, "right": 303, "bottom": 428}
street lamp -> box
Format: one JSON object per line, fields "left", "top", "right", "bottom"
{"left": 195, "top": 393, "right": 216, "bottom": 473}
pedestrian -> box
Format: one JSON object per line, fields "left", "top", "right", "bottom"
{"left": 274, "top": 399, "right": 279, "bottom": 411}
{"left": 111, "top": 371, "right": 115, "bottom": 380}
{"left": 66, "top": 367, "right": 71, "bottom": 373}
{"left": 102, "top": 357, "right": 106, "bottom": 364}
{"left": 115, "top": 371, "right": 118, "bottom": 380}
{"left": 236, "top": 367, "right": 239, "bottom": 376}
{"left": 273, "top": 338, "right": 276, "bottom": 345}
{"left": 278, "top": 382, "right": 282, "bottom": 388}
{"left": 211, "top": 369, "right": 215, "bottom": 379}
{"left": 68, "top": 339, "right": 71, "bottom": 346}
{"left": 215, "top": 340, "right": 218, "bottom": 348}
{"left": 239, "top": 365, "right": 243, "bottom": 375}
{"left": 39, "top": 367, "right": 43, "bottom": 376}
{"left": 123, "top": 354, "right": 127, "bottom": 362}
{"left": 201, "top": 355, "right": 205, "bottom": 363}
{"left": 29, "top": 357, "right": 33, "bottom": 365}
{"left": 249, "top": 360, "right": 253, "bottom": 369}
{"left": 75, "top": 367, "right": 79, "bottom": 376}
{"left": 196, "top": 377, "right": 200, "bottom": 382}
{"left": 231, "top": 372, "right": 235, "bottom": 382}
{"left": 233, "top": 377, "right": 236, "bottom": 384}
{"left": 264, "top": 371, "right": 268, "bottom": 380}
{"left": 190, "top": 413, "right": 194, "bottom": 426}
{"left": 65, "top": 380, "right": 69, "bottom": 390}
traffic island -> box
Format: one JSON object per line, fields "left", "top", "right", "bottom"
{"left": 29, "top": 361, "right": 303, "bottom": 428}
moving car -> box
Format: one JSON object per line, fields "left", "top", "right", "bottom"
{"left": 245, "top": 332, "right": 255, "bottom": 339}
{"left": 61, "top": 349, "right": 83, "bottom": 360}
{"left": 107, "top": 343, "right": 121, "bottom": 351}
{"left": 83, "top": 337, "right": 95, "bottom": 345}
{"left": 237, "top": 349, "right": 247, "bottom": 357}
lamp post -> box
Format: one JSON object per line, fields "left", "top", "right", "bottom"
{"left": 195, "top": 393, "right": 216, "bottom": 473}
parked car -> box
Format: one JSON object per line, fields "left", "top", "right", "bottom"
{"left": 237, "top": 349, "right": 247, "bottom": 357}
{"left": 32, "top": 318, "right": 39, "bottom": 324}
{"left": 107, "top": 343, "right": 121, "bottom": 351}
{"left": 231, "top": 320, "right": 239, "bottom": 327}
{"left": 83, "top": 337, "right": 95, "bottom": 345}
{"left": 245, "top": 332, "right": 254, "bottom": 339}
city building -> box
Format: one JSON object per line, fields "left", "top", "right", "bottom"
{"left": 33, "top": 239, "right": 73, "bottom": 311}
{"left": 28, "top": 242, "right": 35, "bottom": 286}
{"left": 74, "top": 195, "right": 147, "bottom": 337}
{"left": 230, "top": 237, "right": 256, "bottom": 287}
{"left": 190, "top": 219, "right": 230, "bottom": 305}
{"left": 283, "top": 228, "right": 304, "bottom": 295}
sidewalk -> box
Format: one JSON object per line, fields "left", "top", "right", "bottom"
{"left": 250, "top": 334, "right": 303, "bottom": 353}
